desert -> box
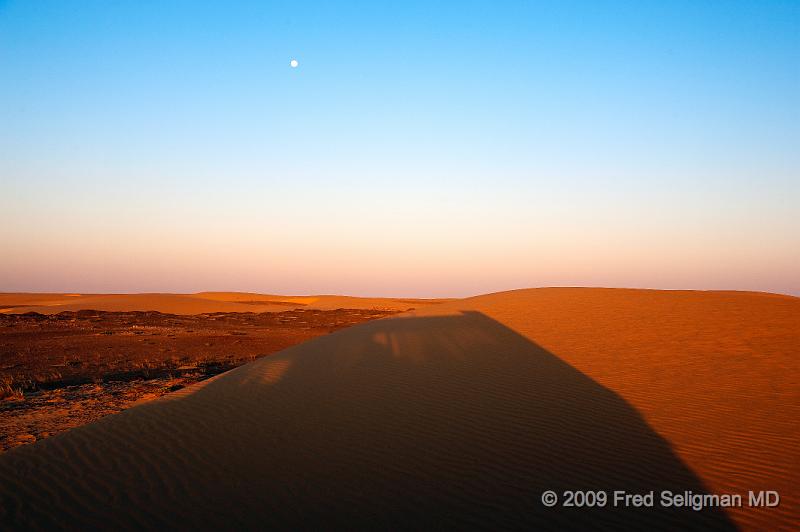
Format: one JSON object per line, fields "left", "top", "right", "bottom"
{"left": 3, "top": 1, "right": 797, "bottom": 530}
{"left": 0, "top": 292, "right": 441, "bottom": 452}
{"left": 0, "top": 303, "right": 404, "bottom": 452}
{"left": 0, "top": 288, "right": 797, "bottom": 530}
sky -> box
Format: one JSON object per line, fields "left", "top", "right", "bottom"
{"left": 1, "top": 0, "right": 798, "bottom": 297}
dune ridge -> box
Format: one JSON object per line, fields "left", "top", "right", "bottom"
{"left": 0, "top": 292, "right": 450, "bottom": 315}
{"left": 0, "top": 288, "right": 796, "bottom": 530}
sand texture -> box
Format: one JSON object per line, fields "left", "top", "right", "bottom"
{"left": 0, "top": 288, "right": 796, "bottom": 530}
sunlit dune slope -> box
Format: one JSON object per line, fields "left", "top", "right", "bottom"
{"left": 0, "top": 288, "right": 796, "bottom": 530}
{"left": 0, "top": 292, "right": 448, "bottom": 314}
{"left": 413, "top": 288, "right": 799, "bottom": 530}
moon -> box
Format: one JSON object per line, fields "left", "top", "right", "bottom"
{"left": 290, "top": 59, "right": 298, "bottom": 68}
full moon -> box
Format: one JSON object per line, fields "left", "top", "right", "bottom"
{"left": 290, "top": 59, "right": 298, "bottom": 68}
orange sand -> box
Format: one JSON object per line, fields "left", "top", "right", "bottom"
{"left": 0, "top": 288, "right": 796, "bottom": 529}
{"left": 0, "top": 292, "right": 449, "bottom": 314}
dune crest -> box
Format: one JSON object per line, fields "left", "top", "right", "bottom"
{"left": 0, "top": 292, "right": 450, "bottom": 314}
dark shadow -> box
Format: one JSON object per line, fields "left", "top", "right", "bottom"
{"left": 0, "top": 312, "right": 737, "bottom": 530}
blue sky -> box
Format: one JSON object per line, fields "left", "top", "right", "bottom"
{"left": 1, "top": 1, "right": 798, "bottom": 296}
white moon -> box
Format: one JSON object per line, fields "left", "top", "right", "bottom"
{"left": 290, "top": 59, "right": 298, "bottom": 68}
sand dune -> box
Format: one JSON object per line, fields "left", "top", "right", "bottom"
{"left": 0, "top": 288, "right": 796, "bottom": 529}
{"left": 0, "top": 292, "right": 448, "bottom": 314}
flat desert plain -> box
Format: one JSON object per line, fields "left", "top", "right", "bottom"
{"left": 0, "top": 288, "right": 797, "bottom": 530}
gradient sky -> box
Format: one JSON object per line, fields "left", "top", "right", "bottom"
{"left": 1, "top": 1, "right": 798, "bottom": 297}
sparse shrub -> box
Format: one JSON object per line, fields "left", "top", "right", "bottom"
{"left": 0, "top": 375, "right": 24, "bottom": 400}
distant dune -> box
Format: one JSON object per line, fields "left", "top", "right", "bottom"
{"left": 0, "top": 292, "right": 449, "bottom": 314}
{"left": 0, "top": 288, "right": 796, "bottom": 529}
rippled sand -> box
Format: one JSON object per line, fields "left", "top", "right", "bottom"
{"left": 0, "top": 288, "right": 796, "bottom": 530}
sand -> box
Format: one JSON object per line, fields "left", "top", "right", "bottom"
{"left": 0, "top": 308, "right": 397, "bottom": 452}
{"left": 0, "top": 292, "right": 448, "bottom": 315}
{"left": 0, "top": 288, "right": 796, "bottom": 530}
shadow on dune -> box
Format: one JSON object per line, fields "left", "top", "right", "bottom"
{"left": 0, "top": 311, "right": 736, "bottom": 530}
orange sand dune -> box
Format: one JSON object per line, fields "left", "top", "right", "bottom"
{"left": 0, "top": 292, "right": 449, "bottom": 314}
{"left": 0, "top": 288, "right": 796, "bottom": 529}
